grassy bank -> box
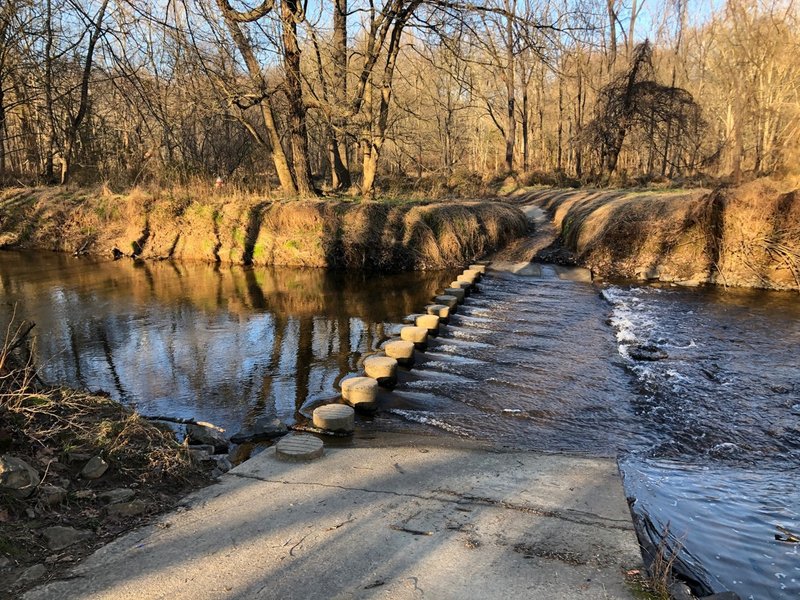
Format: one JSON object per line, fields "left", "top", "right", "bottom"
{"left": 522, "top": 180, "right": 800, "bottom": 291}
{"left": 0, "top": 187, "right": 528, "bottom": 270}
{"left": 0, "top": 325, "right": 212, "bottom": 596}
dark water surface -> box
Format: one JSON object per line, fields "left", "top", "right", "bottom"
{"left": 0, "top": 250, "right": 455, "bottom": 431}
{"left": 1, "top": 251, "right": 798, "bottom": 599}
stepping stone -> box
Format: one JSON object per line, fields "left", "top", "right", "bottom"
{"left": 469, "top": 264, "right": 487, "bottom": 273}
{"left": 275, "top": 434, "right": 324, "bottom": 462}
{"left": 415, "top": 314, "right": 440, "bottom": 336}
{"left": 383, "top": 339, "right": 415, "bottom": 366}
{"left": 443, "top": 287, "right": 465, "bottom": 302}
{"left": 434, "top": 295, "right": 459, "bottom": 311}
{"left": 340, "top": 376, "right": 379, "bottom": 410}
{"left": 400, "top": 326, "right": 428, "bottom": 349}
{"left": 449, "top": 281, "right": 471, "bottom": 296}
{"left": 462, "top": 268, "right": 481, "bottom": 282}
{"left": 364, "top": 355, "right": 398, "bottom": 387}
{"left": 312, "top": 404, "right": 355, "bottom": 433}
{"left": 425, "top": 304, "right": 450, "bottom": 321}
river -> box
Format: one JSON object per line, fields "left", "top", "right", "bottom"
{"left": 1, "top": 250, "right": 798, "bottom": 599}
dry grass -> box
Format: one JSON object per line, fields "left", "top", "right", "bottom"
{"left": 646, "top": 524, "right": 683, "bottom": 599}
{"left": 544, "top": 190, "right": 708, "bottom": 279}
{"left": 534, "top": 180, "right": 800, "bottom": 290}
{"left": 0, "top": 187, "right": 527, "bottom": 270}
{"left": 1, "top": 323, "right": 199, "bottom": 487}
{"left": 716, "top": 181, "right": 800, "bottom": 289}
{"left": 0, "top": 318, "right": 211, "bottom": 596}
{"left": 3, "top": 389, "right": 195, "bottom": 484}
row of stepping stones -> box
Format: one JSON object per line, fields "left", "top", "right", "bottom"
{"left": 275, "top": 264, "right": 487, "bottom": 461}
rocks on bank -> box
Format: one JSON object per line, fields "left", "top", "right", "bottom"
{"left": 0, "top": 386, "right": 215, "bottom": 596}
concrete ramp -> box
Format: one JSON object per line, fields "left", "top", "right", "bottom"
{"left": 25, "top": 439, "right": 640, "bottom": 600}
{"left": 489, "top": 261, "right": 593, "bottom": 283}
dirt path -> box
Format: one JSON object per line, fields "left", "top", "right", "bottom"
{"left": 491, "top": 191, "right": 562, "bottom": 263}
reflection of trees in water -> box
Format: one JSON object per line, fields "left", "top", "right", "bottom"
{"left": 0, "top": 251, "right": 453, "bottom": 429}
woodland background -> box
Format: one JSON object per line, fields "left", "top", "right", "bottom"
{"left": 0, "top": 0, "right": 798, "bottom": 197}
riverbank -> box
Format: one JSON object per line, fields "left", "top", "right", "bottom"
{"left": 512, "top": 179, "right": 800, "bottom": 291}
{"left": 0, "top": 188, "right": 527, "bottom": 271}
{"left": 22, "top": 435, "right": 644, "bottom": 600}
{"left": 0, "top": 339, "right": 214, "bottom": 598}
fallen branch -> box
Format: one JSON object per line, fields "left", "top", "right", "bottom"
{"left": 776, "top": 525, "right": 799, "bottom": 543}
{"left": 389, "top": 525, "right": 433, "bottom": 536}
{"left": 7, "top": 321, "right": 36, "bottom": 354}
{"left": 139, "top": 415, "right": 202, "bottom": 425}
{"left": 73, "top": 239, "right": 91, "bottom": 256}
{"left": 290, "top": 423, "right": 351, "bottom": 438}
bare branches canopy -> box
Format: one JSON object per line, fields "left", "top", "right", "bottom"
{"left": 0, "top": 0, "right": 797, "bottom": 194}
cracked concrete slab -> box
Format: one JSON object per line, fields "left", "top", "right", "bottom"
{"left": 25, "top": 437, "right": 641, "bottom": 599}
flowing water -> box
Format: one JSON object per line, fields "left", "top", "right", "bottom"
{"left": 1, "top": 251, "right": 798, "bottom": 599}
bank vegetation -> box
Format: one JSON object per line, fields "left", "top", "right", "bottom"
{"left": 0, "top": 319, "right": 212, "bottom": 595}
{"left": 0, "top": 186, "right": 528, "bottom": 269}
{"left": 527, "top": 178, "right": 800, "bottom": 291}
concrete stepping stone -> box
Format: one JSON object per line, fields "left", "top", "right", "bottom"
{"left": 415, "top": 314, "right": 440, "bottom": 336}
{"left": 462, "top": 268, "right": 481, "bottom": 282}
{"left": 340, "top": 376, "right": 379, "bottom": 410}
{"left": 312, "top": 404, "right": 355, "bottom": 433}
{"left": 434, "top": 295, "right": 459, "bottom": 311}
{"left": 275, "top": 434, "right": 324, "bottom": 461}
{"left": 425, "top": 304, "right": 450, "bottom": 322}
{"left": 449, "top": 281, "right": 471, "bottom": 296}
{"left": 364, "top": 355, "right": 398, "bottom": 386}
{"left": 400, "top": 326, "right": 428, "bottom": 349}
{"left": 383, "top": 339, "right": 415, "bottom": 366}
{"left": 443, "top": 287, "right": 465, "bottom": 303}
{"left": 457, "top": 273, "right": 477, "bottom": 286}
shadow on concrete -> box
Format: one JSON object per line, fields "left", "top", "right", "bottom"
{"left": 24, "top": 444, "right": 641, "bottom": 599}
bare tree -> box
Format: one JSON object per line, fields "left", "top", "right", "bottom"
{"left": 59, "top": 0, "right": 110, "bottom": 184}
{"left": 584, "top": 41, "right": 703, "bottom": 179}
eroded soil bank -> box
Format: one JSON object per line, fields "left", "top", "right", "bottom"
{"left": 0, "top": 375, "right": 214, "bottom": 598}
{"left": 0, "top": 188, "right": 527, "bottom": 270}
{"left": 518, "top": 179, "right": 800, "bottom": 291}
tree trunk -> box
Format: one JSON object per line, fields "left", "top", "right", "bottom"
{"left": 217, "top": 1, "right": 297, "bottom": 194}
{"left": 331, "top": 0, "right": 351, "bottom": 189}
{"left": 627, "top": 0, "right": 638, "bottom": 60}
{"left": 557, "top": 72, "right": 564, "bottom": 171}
{"left": 606, "top": 0, "right": 618, "bottom": 72}
{"left": 503, "top": 2, "right": 515, "bottom": 173}
{"left": 729, "top": 109, "right": 743, "bottom": 183}
{"left": 574, "top": 61, "right": 584, "bottom": 178}
{"left": 60, "top": 0, "right": 109, "bottom": 185}
{"left": 359, "top": 1, "right": 420, "bottom": 198}
{"left": 0, "top": 18, "right": 6, "bottom": 180}
{"left": 521, "top": 78, "right": 529, "bottom": 171}
{"left": 360, "top": 72, "right": 375, "bottom": 197}
{"left": 260, "top": 99, "right": 297, "bottom": 193}
{"left": 0, "top": 83, "right": 5, "bottom": 179}
{"left": 44, "top": 0, "right": 56, "bottom": 181}
{"left": 362, "top": 148, "right": 378, "bottom": 200}
{"left": 281, "top": 0, "right": 315, "bottom": 196}
{"left": 537, "top": 63, "right": 545, "bottom": 167}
